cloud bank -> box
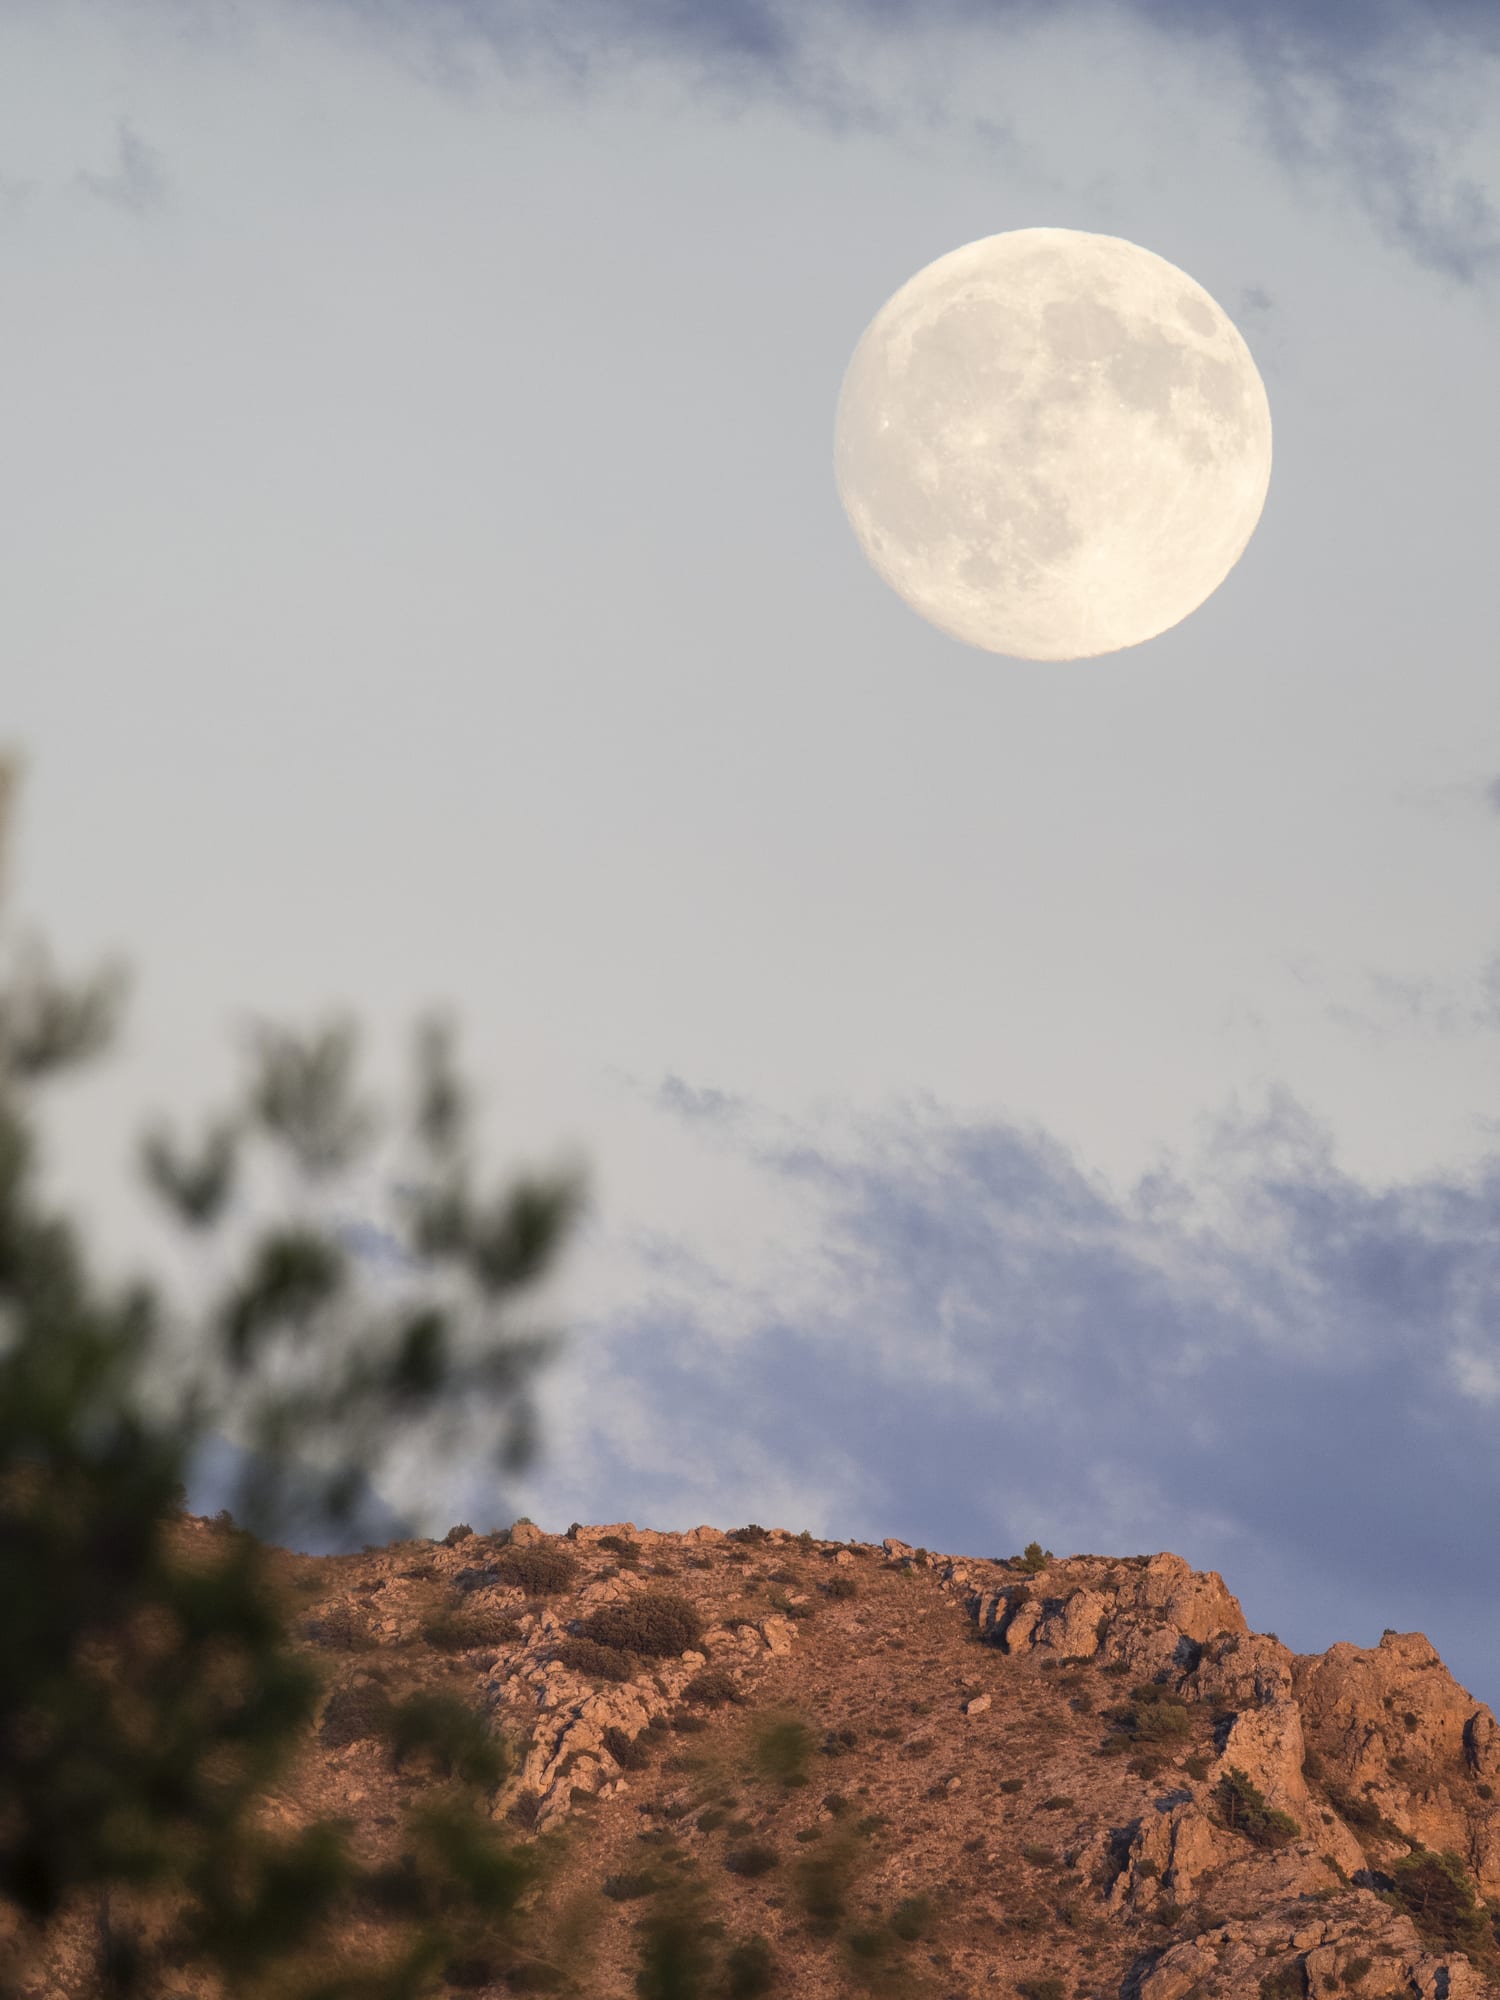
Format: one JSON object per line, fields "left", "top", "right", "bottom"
{"left": 506, "top": 1081, "right": 1500, "bottom": 1704}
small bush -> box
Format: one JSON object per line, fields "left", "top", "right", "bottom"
{"left": 672, "top": 1712, "right": 709, "bottom": 1734}
{"left": 726, "top": 1937, "right": 775, "bottom": 1999}
{"left": 603, "top": 1725, "right": 652, "bottom": 1771}
{"left": 824, "top": 1573, "right": 859, "bottom": 1601}
{"left": 319, "top": 1681, "right": 393, "bottom": 1748}
{"left": 421, "top": 1605, "right": 522, "bottom": 1652}
{"left": 442, "top": 1522, "right": 474, "bottom": 1545}
{"left": 580, "top": 1591, "right": 704, "bottom": 1657}
{"left": 1000, "top": 1778, "right": 1025, "bottom": 1795}
{"left": 1326, "top": 1785, "right": 1386, "bottom": 1833}
{"left": 1016, "top": 1980, "right": 1064, "bottom": 2000}
{"left": 1259, "top": 1966, "right": 1306, "bottom": 2000}
{"left": 1383, "top": 1848, "right": 1488, "bottom": 1954}
{"left": 696, "top": 1807, "right": 728, "bottom": 1833}
{"left": 890, "top": 1893, "right": 936, "bottom": 1941}
{"left": 794, "top": 1843, "right": 855, "bottom": 1934}
{"left": 602, "top": 1871, "right": 661, "bottom": 1901}
{"left": 507, "top": 1963, "right": 564, "bottom": 1993}
{"left": 727, "top": 1524, "right": 771, "bottom": 1544}
{"left": 1342, "top": 1955, "right": 1373, "bottom": 1987}
{"left": 1104, "top": 1686, "right": 1192, "bottom": 1751}
{"left": 1020, "top": 1844, "right": 1056, "bottom": 1867}
{"left": 1018, "top": 1542, "right": 1051, "bottom": 1574}
{"left": 494, "top": 1546, "right": 578, "bottom": 1596}
{"left": 768, "top": 1590, "right": 816, "bottom": 1622}
{"left": 1185, "top": 1753, "right": 1212, "bottom": 1780}
{"left": 597, "top": 1533, "right": 642, "bottom": 1564}
{"left": 442, "top": 1953, "right": 495, "bottom": 1988}
{"left": 752, "top": 1715, "right": 814, "bottom": 1788}
{"left": 684, "top": 1667, "right": 740, "bottom": 1708}
{"left": 1039, "top": 1794, "right": 1074, "bottom": 1811}
{"left": 634, "top": 1900, "right": 715, "bottom": 2000}
{"left": 551, "top": 1636, "right": 638, "bottom": 1682}
{"left": 1215, "top": 1767, "right": 1301, "bottom": 1849}
{"left": 725, "top": 1843, "right": 779, "bottom": 1878}
{"left": 301, "top": 1603, "right": 379, "bottom": 1652}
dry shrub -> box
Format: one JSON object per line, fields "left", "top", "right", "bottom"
{"left": 552, "top": 1636, "right": 638, "bottom": 1682}
{"left": 579, "top": 1591, "right": 704, "bottom": 1658}
{"left": 684, "top": 1667, "right": 740, "bottom": 1708}
{"left": 597, "top": 1533, "right": 642, "bottom": 1565}
{"left": 319, "top": 1680, "right": 393, "bottom": 1748}
{"left": 300, "top": 1602, "right": 379, "bottom": 1652}
{"left": 725, "top": 1844, "right": 779, "bottom": 1878}
{"left": 494, "top": 1546, "right": 579, "bottom": 1596}
{"left": 603, "top": 1724, "right": 652, "bottom": 1770}
{"left": 421, "top": 1603, "right": 523, "bottom": 1652}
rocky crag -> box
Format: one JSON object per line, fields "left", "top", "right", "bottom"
{"left": 12, "top": 1514, "right": 1500, "bottom": 1998}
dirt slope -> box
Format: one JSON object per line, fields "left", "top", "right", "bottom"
{"left": 12, "top": 1512, "right": 1500, "bottom": 1999}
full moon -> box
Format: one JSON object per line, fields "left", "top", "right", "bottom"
{"left": 833, "top": 228, "right": 1273, "bottom": 660}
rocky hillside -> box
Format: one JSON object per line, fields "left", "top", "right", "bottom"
{"left": 13, "top": 1514, "right": 1500, "bottom": 1998}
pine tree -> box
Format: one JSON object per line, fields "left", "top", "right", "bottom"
{"left": 0, "top": 750, "right": 585, "bottom": 1996}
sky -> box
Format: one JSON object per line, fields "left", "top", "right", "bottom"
{"left": 2, "top": 1, "right": 1499, "bottom": 1700}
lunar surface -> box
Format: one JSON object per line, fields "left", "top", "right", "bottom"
{"left": 833, "top": 228, "right": 1273, "bottom": 660}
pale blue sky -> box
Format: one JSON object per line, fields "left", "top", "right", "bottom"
{"left": 2, "top": 3, "right": 1498, "bottom": 1697}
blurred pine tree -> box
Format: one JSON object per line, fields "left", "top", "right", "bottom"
{"left": 0, "top": 748, "right": 584, "bottom": 1996}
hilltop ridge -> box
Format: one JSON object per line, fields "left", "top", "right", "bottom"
{"left": 17, "top": 1513, "right": 1500, "bottom": 1997}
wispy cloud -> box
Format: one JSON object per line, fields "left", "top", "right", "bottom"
{"left": 77, "top": 120, "right": 169, "bottom": 215}
{"left": 327, "top": 0, "right": 1500, "bottom": 279}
